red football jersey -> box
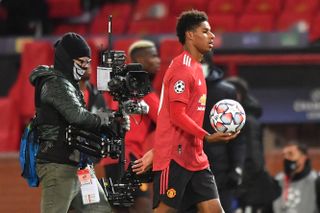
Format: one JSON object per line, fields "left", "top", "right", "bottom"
{"left": 153, "top": 51, "right": 209, "bottom": 171}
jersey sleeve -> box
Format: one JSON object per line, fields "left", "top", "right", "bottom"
{"left": 169, "top": 101, "right": 208, "bottom": 139}
{"left": 143, "top": 92, "right": 159, "bottom": 123}
{"left": 168, "top": 66, "right": 194, "bottom": 104}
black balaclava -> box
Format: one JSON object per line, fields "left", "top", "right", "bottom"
{"left": 54, "top": 32, "right": 91, "bottom": 83}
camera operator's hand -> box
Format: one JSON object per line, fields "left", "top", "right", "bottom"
{"left": 96, "top": 111, "right": 114, "bottom": 126}
{"left": 123, "top": 100, "right": 149, "bottom": 114}
{"left": 204, "top": 131, "right": 240, "bottom": 143}
{"left": 100, "top": 124, "right": 117, "bottom": 138}
{"left": 132, "top": 149, "right": 153, "bottom": 175}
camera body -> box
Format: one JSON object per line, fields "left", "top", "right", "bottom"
{"left": 97, "top": 50, "right": 151, "bottom": 102}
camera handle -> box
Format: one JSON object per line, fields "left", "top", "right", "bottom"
{"left": 114, "top": 103, "right": 129, "bottom": 183}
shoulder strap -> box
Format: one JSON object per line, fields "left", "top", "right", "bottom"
{"left": 33, "top": 76, "right": 56, "bottom": 128}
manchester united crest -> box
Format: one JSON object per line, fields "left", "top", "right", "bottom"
{"left": 166, "top": 188, "right": 176, "bottom": 198}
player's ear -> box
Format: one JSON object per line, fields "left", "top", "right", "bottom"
{"left": 135, "top": 55, "right": 144, "bottom": 64}
{"left": 185, "top": 31, "right": 194, "bottom": 41}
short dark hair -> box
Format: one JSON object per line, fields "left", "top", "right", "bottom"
{"left": 176, "top": 10, "right": 208, "bottom": 44}
{"left": 286, "top": 142, "right": 308, "bottom": 156}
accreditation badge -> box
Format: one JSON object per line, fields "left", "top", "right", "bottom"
{"left": 77, "top": 166, "right": 100, "bottom": 205}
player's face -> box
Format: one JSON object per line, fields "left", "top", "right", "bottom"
{"left": 139, "top": 47, "right": 161, "bottom": 75}
{"left": 192, "top": 21, "right": 215, "bottom": 54}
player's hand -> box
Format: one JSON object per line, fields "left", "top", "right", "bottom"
{"left": 204, "top": 131, "right": 240, "bottom": 143}
{"left": 132, "top": 149, "right": 154, "bottom": 175}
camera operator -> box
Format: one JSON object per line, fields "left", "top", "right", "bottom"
{"left": 102, "top": 40, "right": 160, "bottom": 213}
{"left": 29, "top": 32, "right": 112, "bottom": 213}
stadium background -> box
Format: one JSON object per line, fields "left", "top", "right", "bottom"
{"left": 1, "top": 0, "right": 320, "bottom": 212}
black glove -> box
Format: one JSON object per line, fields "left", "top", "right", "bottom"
{"left": 100, "top": 124, "right": 117, "bottom": 138}
{"left": 226, "top": 167, "right": 242, "bottom": 189}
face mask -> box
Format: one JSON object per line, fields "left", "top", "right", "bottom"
{"left": 284, "top": 159, "right": 297, "bottom": 176}
{"left": 73, "top": 62, "right": 86, "bottom": 81}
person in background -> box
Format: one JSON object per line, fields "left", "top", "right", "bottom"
{"left": 102, "top": 40, "right": 160, "bottom": 213}
{"left": 125, "top": 40, "right": 160, "bottom": 155}
{"left": 202, "top": 55, "right": 246, "bottom": 213}
{"left": 226, "top": 76, "right": 280, "bottom": 213}
{"left": 273, "top": 142, "right": 320, "bottom": 213}
{"left": 29, "top": 32, "right": 112, "bottom": 213}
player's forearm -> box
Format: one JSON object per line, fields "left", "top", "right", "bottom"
{"left": 169, "top": 101, "right": 208, "bottom": 139}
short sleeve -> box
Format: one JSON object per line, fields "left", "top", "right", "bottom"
{"left": 168, "top": 68, "right": 194, "bottom": 104}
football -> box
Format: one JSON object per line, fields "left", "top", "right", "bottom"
{"left": 209, "top": 99, "right": 246, "bottom": 133}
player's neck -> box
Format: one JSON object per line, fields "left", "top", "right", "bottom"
{"left": 183, "top": 45, "right": 203, "bottom": 62}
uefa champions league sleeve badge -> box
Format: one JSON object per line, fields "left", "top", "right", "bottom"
{"left": 174, "top": 80, "right": 185, "bottom": 94}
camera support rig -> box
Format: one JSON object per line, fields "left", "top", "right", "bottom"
{"left": 95, "top": 15, "right": 152, "bottom": 207}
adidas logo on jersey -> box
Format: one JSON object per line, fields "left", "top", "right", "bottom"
{"left": 182, "top": 54, "right": 191, "bottom": 67}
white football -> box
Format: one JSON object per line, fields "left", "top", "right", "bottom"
{"left": 210, "top": 99, "right": 246, "bottom": 133}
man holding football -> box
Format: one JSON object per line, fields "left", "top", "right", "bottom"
{"left": 133, "top": 10, "right": 239, "bottom": 213}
